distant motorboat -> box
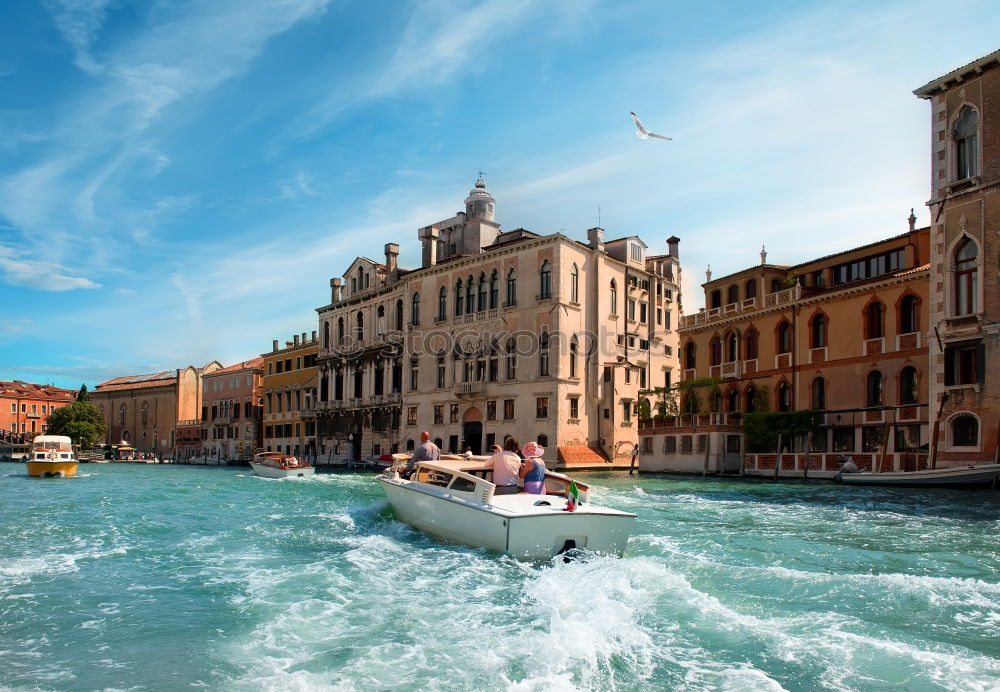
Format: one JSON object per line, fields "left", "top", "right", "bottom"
{"left": 836, "top": 463, "right": 1000, "bottom": 487}
{"left": 25, "top": 435, "right": 79, "bottom": 478}
{"left": 380, "top": 457, "right": 635, "bottom": 560}
{"left": 250, "top": 452, "right": 315, "bottom": 479}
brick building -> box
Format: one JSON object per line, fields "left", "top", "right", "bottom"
{"left": 200, "top": 358, "right": 264, "bottom": 462}
{"left": 92, "top": 364, "right": 219, "bottom": 457}
{"left": 642, "top": 223, "right": 931, "bottom": 476}
{"left": 315, "top": 178, "right": 683, "bottom": 466}
{"left": 0, "top": 380, "right": 75, "bottom": 440}
{"left": 915, "top": 49, "right": 1000, "bottom": 465}
{"left": 262, "top": 332, "right": 319, "bottom": 459}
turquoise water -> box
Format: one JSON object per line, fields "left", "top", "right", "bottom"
{"left": 1, "top": 464, "right": 999, "bottom": 691}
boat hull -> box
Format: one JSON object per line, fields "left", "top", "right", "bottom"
{"left": 26, "top": 460, "right": 79, "bottom": 478}
{"left": 249, "top": 462, "right": 315, "bottom": 479}
{"left": 837, "top": 464, "right": 1000, "bottom": 487}
{"left": 380, "top": 479, "right": 635, "bottom": 560}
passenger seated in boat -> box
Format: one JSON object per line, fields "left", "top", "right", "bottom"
{"left": 484, "top": 437, "right": 523, "bottom": 495}
{"left": 520, "top": 441, "right": 546, "bottom": 494}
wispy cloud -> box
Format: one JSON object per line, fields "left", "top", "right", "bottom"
{"left": 44, "top": 0, "right": 112, "bottom": 74}
{"left": 283, "top": 0, "right": 593, "bottom": 143}
{"left": 278, "top": 170, "right": 318, "bottom": 200}
{"left": 0, "top": 244, "right": 100, "bottom": 291}
{"left": 0, "top": 0, "right": 333, "bottom": 290}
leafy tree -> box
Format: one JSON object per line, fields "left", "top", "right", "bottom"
{"left": 77, "top": 384, "right": 89, "bottom": 401}
{"left": 46, "top": 398, "right": 106, "bottom": 449}
{"left": 744, "top": 410, "right": 821, "bottom": 452}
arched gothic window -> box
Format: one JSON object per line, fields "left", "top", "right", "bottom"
{"left": 337, "top": 317, "right": 344, "bottom": 344}
{"left": 726, "top": 332, "right": 738, "bottom": 362}
{"left": 411, "top": 293, "right": 420, "bottom": 326}
{"left": 709, "top": 337, "right": 722, "bottom": 366}
{"left": 355, "top": 312, "right": 364, "bottom": 341}
{"left": 376, "top": 305, "right": 385, "bottom": 335}
{"left": 955, "top": 238, "right": 977, "bottom": 315}
{"left": 900, "top": 295, "right": 919, "bottom": 334}
{"left": 395, "top": 300, "right": 403, "bottom": 331}
{"left": 745, "top": 386, "right": 757, "bottom": 413}
{"left": 745, "top": 329, "right": 758, "bottom": 360}
{"left": 477, "top": 273, "right": 487, "bottom": 312}
{"left": 777, "top": 381, "right": 791, "bottom": 412}
{"left": 438, "top": 286, "right": 447, "bottom": 321}
{"left": 955, "top": 105, "right": 978, "bottom": 180}
{"left": 571, "top": 264, "right": 579, "bottom": 302}
{"left": 323, "top": 321, "right": 329, "bottom": 349}
{"left": 465, "top": 275, "right": 475, "bottom": 314}
{"left": 727, "top": 285, "right": 738, "bottom": 305}
{"left": 710, "top": 290, "right": 722, "bottom": 309}
{"left": 610, "top": 280, "right": 618, "bottom": 314}
{"left": 539, "top": 260, "right": 552, "bottom": 299}
{"left": 777, "top": 321, "right": 791, "bottom": 354}
{"left": 811, "top": 377, "right": 826, "bottom": 410}
{"left": 684, "top": 342, "right": 696, "bottom": 370}
{"left": 900, "top": 366, "right": 918, "bottom": 405}
{"left": 727, "top": 388, "right": 739, "bottom": 412}
{"left": 506, "top": 269, "right": 517, "bottom": 306}
{"left": 866, "top": 370, "right": 883, "bottom": 407}
{"left": 866, "top": 302, "right": 884, "bottom": 339}
{"left": 489, "top": 270, "right": 499, "bottom": 309}
{"left": 811, "top": 314, "right": 826, "bottom": 348}
{"left": 745, "top": 279, "right": 757, "bottom": 300}
{"left": 455, "top": 279, "right": 464, "bottom": 316}
{"left": 570, "top": 336, "right": 579, "bottom": 378}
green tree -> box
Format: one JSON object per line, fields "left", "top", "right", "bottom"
{"left": 46, "top": 398, "right": 106, "bottom": 449}
{"left": 77, "top": 384, "right": 89, "bottom": 401}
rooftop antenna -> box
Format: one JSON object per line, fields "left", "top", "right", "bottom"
{"left": 595, "top": 207, "right": 603, "bottom": 227}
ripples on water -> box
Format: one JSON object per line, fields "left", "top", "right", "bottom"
{"left": 1, "top": 464, "right": 999, "bottom": 691}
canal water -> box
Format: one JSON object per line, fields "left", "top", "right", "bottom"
{"left": 1, "top": 464, "right": 999, "bottom": 691}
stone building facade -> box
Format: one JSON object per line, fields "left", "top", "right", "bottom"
{"left": 200, "top": 358, "right": 264, "bottom": 461}
{"left": 915, "top": 49, "right": 1000, "bottom": 465}
{"left": 642, "top": 223, "right": 931, "bottom": 476}
{"left": 0, "top": 380, "right": 75, "bottom": 440}
{"left": 262, "top": 332, "right": 319, "bottom": 459}
{"left": 92, "top": 364, "right": 219, "bottom": 457}
{"left": 315, "top": 178, "right": 682, "bottom": 465}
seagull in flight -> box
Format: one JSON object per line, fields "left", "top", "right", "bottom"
{"left": 630, "top": 111, "right": 672, "bottom": 141}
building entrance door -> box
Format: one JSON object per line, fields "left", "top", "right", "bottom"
{"left": 462, "top": 422, "right": 483, "bottom": 455}
{"left": 351, "top": 431, "right": 362, "bottom": 462}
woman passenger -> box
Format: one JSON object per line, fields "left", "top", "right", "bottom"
{"left": 484, "top": 437, "right": 523, "bottom": 495}
{"left": 520, "top": 441, "right": 546, "bottom": 494}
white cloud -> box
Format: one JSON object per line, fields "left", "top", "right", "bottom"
{"left": 278, "top": 170, "right": 318, "bottom": 200}
{"left": 44, "top": 0, "right": 112, "bottom": 74}
{"left": 0, "top": 244, "right": 100, "bottom": 291}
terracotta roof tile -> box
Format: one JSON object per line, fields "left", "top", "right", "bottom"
{"left": 0, "top": 380, "right": 76, "bottom": 401}
{"left": 208, "top": 357, "right": 265, "bottom": 375}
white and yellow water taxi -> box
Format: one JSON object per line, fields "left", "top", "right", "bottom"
{"left": 26, "top": 435, "right": 79, "bottom": 478}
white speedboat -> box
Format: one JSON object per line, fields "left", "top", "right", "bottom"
{"left": 250, "top": 452, "right": 315, "bottom": 479}
{"left": 379, "top": 458, "right": 635, "bottom": 560}
{"left": 837, "top": 463, "right": 1000, "bottom": 487}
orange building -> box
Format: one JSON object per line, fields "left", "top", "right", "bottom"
{"left": 200, "top": 358, "right": 264, "bottom": 462}
{"left": 0, "top": 380, "right": 75, "bottom": 440}
{"left": 641, "top": 222, "right": 931, "bottom": 477}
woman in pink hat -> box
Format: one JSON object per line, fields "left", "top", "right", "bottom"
{"left": 520, "top": 441, "right": 547, "bottom": 494}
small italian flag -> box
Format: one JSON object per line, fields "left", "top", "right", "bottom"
{"left": 564, "top": 480, "right": 579, "bottom": 512}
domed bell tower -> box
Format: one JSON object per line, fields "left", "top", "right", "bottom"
{"left": 465, "top": 176, "right": 495, "bottom": 222}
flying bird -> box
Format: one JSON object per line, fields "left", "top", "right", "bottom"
{"left": 630, "top": 111, "right": 672, "bottom": 141}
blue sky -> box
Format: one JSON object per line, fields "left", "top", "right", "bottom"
{"left": 0, "top": 0, "right": 997, "bottom": 390}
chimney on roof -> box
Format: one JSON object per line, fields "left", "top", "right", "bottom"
{"left": 420, "top": 226, "right": 440, "bottom": 268}
{"left": 666, "top": 236, "right": 680, "bottom": 259}
{"left": 385, "top": 243, "right": 400, "bottom": 282}
{"left": 272, "top": 340, "right": 279, "bottom": 352}
{"left": 311, "top": 330, "right": 317, "bottom": 342}
{"left": 908, "top": 208, "right": 917, "bottom": 232}
{"left": 286, "top": 341, "right": 293, "bottom": 349}
{"left": 587, "top": 227, "right": 605, "bottom": 251}
{"left": 331, "top": 278, "right": 342, "bottom": 303}
{"left": 301, "top": 332, "right": 306, "bottom": 344}
{"left": 293, "top": 334, "right": 300, "bottom": 347}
